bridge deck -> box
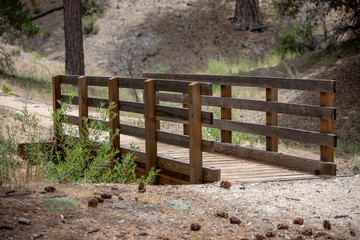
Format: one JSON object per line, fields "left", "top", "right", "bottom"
{"left": 120, "top": 135, "right": 318, "bottom": 183}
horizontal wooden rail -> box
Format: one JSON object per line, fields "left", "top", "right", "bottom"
{"left": 204, "top": 119, "right": 336, "bottom": 147}
{"left": 59, "top": 75, "right": 213, "bottom": 95}
{"left": 143, "top": 73, "right": 336, "bottom": 92}
{"left": 156, "top": 93, "right": 336, "bottom": 120}
{"left": 213, "top": 141, "right": 336, "bottom": 175}
{"left": 61, "top": 95, "right": 213, "bottom": 124}
{"left": 62, "top": 115, "right": 214, "bottom": 152}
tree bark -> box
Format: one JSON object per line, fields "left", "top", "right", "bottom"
{"left": 64, "top": 0, "right": 84, "bottom": 75}
{"left": 233, "top": 0, "right": 263, "bottom": 31}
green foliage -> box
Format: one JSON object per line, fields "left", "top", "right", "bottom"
{"left": 232, "top": 132, "right": 264, "bottom": 149}
{"left": 0, "top": 0, "right": 39, "bottom": 38}
{"left": 11, "top": 46, "right": 22, "bottom": 57}
{"left": 1, "top": 85, "right": 13, "bottom": 95}
{"left": 82, "top": 0, "right": 99, "bottom": 35}
{"left": 275, "top": 22, "right": 317, "bottom": 56}
{"left": 31, "top": 51, "right": 43, "bottom": 60}
{"left": 272, "top": 0, "right": 360, "bottom": 44}
{"left": 41, "top": 197, "right": 80, "bottom": 212}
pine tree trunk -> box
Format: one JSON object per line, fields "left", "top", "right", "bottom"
{"left": 64, "top": 0, "right": 84, "bottom": 75}
{"left": 234, "top": 0, "right": 263, "bottom": 31}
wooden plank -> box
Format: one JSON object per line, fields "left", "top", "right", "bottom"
{"left": 143, "top": 73, "right": 336, "bottom": 92}
{"left": 213, "top": 141, "right": 336, "bottom": 175}
{"left": 144, "top": 80, "right": 158, "bottom": 175}
{"left": 156, "top": 93, "right": 336, "bottom": 120}
{"left": 108, "top": 77, "right": 120, "bottom": 150}
{"left": 188, "top": 82, "right": 203, "bottom": 184}
{"left": 59, "top": 75, "right": 212, "bottom": 95}
{"left": 52, "top": 75, "right": 61, "bottom": 156}
{"left": 266, "top": 88, "right": 278, "bottom": 152}
{"left": 157, "top": 105, "right": 213, "bottom": 125}
{"left": 78, "top": 76, "right": 88, "bottom": 135}
{"left": 320, "top": 92, "right": 335, "bottom": 162}
{"left": 205, "top": 119, "right": 336, "bottom": 147}
{"left": 183, "top": 103, "right": 189, "bottom": 135}
{"left": 221, "top": 85, "right": 232, "bottom": 143}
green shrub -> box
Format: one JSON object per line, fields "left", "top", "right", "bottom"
{"left": 145, "top": 64, "right": 169, "bottom": 74}
{"left": 275, "top": 22, "right": 318, "bottom": 56}
{"left": 82, "top": 12, "right": 99, "bottom": 35}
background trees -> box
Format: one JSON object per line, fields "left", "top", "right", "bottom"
{"left": 233, "top": 0, "right": 264, "bottom": 31}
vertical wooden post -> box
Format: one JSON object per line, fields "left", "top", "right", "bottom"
{"left": 78, "top": 76, "right": 88, "bottom": 136}
{"left": 188, "top": 82, "right": 203, "bottom": 184}
{"left": 183, "top": 103, "right": 189, "bottom": 135}
{"left": 144, "top": 80, "right": 158, "bottom": 174}
{"left": 221, "top": 85, "right": 232, "bottom": 143}
{"left": 266, "top": 88, "right": 278, "bottom": 152}
{"left": 52, "top": 75, "right": 61, "bottom": 158}
{"left": 108, "top": 77, "right": 120, "bottom": 150}
{"left": 320, "top": 92, "right": 335, "bottom": 162}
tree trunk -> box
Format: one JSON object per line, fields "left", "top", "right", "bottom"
{"left": 233, "top": 0, "right": 263, "bottom": 31}
{"left": 64, "top": 0, "right": 84, "bottom": 75}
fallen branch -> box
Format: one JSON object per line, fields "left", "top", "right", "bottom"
{"left": 32, "top": 5, "right": 64, "bottom": 20}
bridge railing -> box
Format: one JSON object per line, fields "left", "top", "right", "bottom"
{"left": 143, "top": 73, "right": 337, "bottom": 175}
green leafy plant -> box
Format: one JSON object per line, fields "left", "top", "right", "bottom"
{"left": 145, "top": 64, "right": 169, "bottom": 74}
{"left": 1, "top": 85, "right": 13, "bottom": 95}
{"left": 275, "top": 22, "right": 317, "bottom": 57}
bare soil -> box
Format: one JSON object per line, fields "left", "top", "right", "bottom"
{"left": 1, "top": 176, "right": 359, "bottom": 240}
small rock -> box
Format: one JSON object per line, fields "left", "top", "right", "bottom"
{"left": 314, "top": 169, "right": 322, "bottom": 175}
{"left": 266, "top": 230, "right": 276, "bottom": 237}
{"left": 88, "top": 198, "right": 98, "bottom": 207}
{"left": 292, "top": 236, "right": 304, "bottom": 240}
{"left": 94, "top": 197, "right": 104, "bottom": 203}
{"left": 216, "top": 211, "right": 229, "bottom": 218}
{"left": 239, "top": 186, "right": 246, "bottom": 190}
{"left": 220, "top": 181, "right": 231, "bottom": 189}
{"left": 0, "top": 225, "right": 14, "bottom": 230}
{"left": 314, "top": 232, "right": 329, "bottom": 238}
{"left": 255, "top": 234, "right": 266, "bottom": 240}
{"left": 323, "top": 220, "right": 331, "bottom": 230}
{"left": 191, "top": 223, "right": 201, "bottom": 231}
{"left": 117, "top": 219, "right": 125, "bottom": 224}
{"left": 139, "top": 232, "right": 148, "bottom": 236}
{"left": 58, "top": 178, "right": 69, "bottom": 184}
{"left": 229, "top": 216, "right": 241, "bottom": 225}
{"left": 302, "top": 228, "right": 313, "bottom": 236}
{"left": 350, "top": 229, "right": 356, "bottom": 236}
{"left": 118, "top": 196, "right": 124, "bottom": 201}
{"left": 277, "top": 223, "right": 289, "bottom": 230}
{"left": 111, "top": 187, "right": 118, "bottom": 191}
{"left": 33, "top": 233, "right": 43, "bottom": 239}
{"left": 138, "top": 183, "right": 146, "bottom": 193}
{"left": 293, "top": 217, "right": 304, "bottom": 225}
{"left": 44, "top": 186, "right": 56, "bottom": 193}
{"left": 101, "top": 193, "right": 112, "bottom": 199}
{"left": 88, "top": 228, "right": 100, "bottom": 233}
{"left": 18, "top": 218, "right": 31, "bottom": 225}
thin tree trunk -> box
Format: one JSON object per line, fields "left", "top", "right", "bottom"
{"left": 64, "top": 0, "right": 84, "bottom": 75}
{"left": 234, "top": 0, "right": 263, "bottom": 31}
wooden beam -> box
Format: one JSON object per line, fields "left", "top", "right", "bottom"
{"left": 183, "top": 103, "right": 189, "bottom": 135}
{"left": 144, "top": 79, "right": 158, "bottom": 175}
{"left": 59, "top": 75, "right": 212, "bottom": 95}
{"left": 108, "top": 77, "right": 120, "bottom": 150}
{"left": 266, "top": 88, "right": 278, "bottom": 152}
{"left": 221, "top": 85, "right": 232, "bottom": 143}
{"left": 188, "top": 82, "right": 203, "bottom": 184}
{"left": 320, "top": 92, "right": 335, "bottom": 162}
{"left": 205, "top": 119, "right": 336, "bottom": 147}
{"left": 78, "top": 76, "right": 88, "bottom": 136}
{"left": 143, "top": 73, "right": 336, "bottom": 92}
{"left": 213, "top": 141, "right": 336, "bottom": 175}
{"left": 52, "top": 75, "right": 61, "bottom": 156}
{"left": 156, "top": 93, "right": 336, "bottom": 120}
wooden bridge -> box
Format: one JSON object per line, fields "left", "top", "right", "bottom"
{"left": 52, "top": 73, "right": 336, "bottom": 184}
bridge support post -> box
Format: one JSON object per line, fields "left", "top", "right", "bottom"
{"left": 144, "top": 79, "right": 158, "bottom": 175}
{"left": 108, "top": 78, "right": 120, "bottom": 151}
{"left": 189, "top": 82, "right": 203, "bottom": 184}
{"left": 320, "top": 92, "right": 335, "bottom": 162}
{"left": 266, "top": 87, "right": 278, "bottom": 152}
{"left": 78, "top": 76, "right": 88, "bottom": 137}
{"left": 221, "top": 85, "right": 232, "bottom": 143}
{"left": 52, "top": 75, "right": 61, "bottom": 162}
